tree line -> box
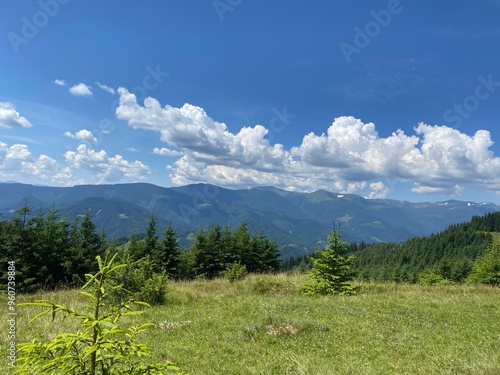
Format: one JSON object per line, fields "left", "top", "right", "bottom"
{"left": 281, "top": 212, "right": 500, "bottom": 285}
{"left": 1, "top": 204, "right": 498, "bottom": 292}
{"left": 0, "top": 205, "right": 281, "bottom": 293}
{"left": 349, "top": 211, "right": 500, "bottom": 284}
{"left": 126, "top": 215, "right": 280, "bottom": 279}
{"left": 0, "top": 206, "right": 105, "bottom": 292}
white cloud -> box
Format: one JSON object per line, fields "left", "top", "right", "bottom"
{"left": 69, "top": 83, "right": 93, "bottom": 97}
{"left": 51, "top": 166, "right": 76, "bottom": 185}
{"left": 64, "top": 129, "right": 98, "bottom": 143}
{"left": 116, "top": 87, "right": 293, "bottom": 170}
{"left": 0, "top": 102, "right": 32, "bottom": 128}
{"left": 0, "top": 140, "right": 150, "bottom": 186}
{"left": 115, "top": 88, "right": 500, "bottom": 196}
{"left": 366, "top": 182, "right": 390, "bottom": 199}
{"left": 411, "top": 184, "right": 465, "bottom": 196}
{"left": 347, "top": 181, "right": 367, "bottom": 194}
{"left": 96, "top": 82, "right": 116, "bottom": 94}
{"left": 153, "top": 147, "right": 183, "bottom": 156}
{"left": 64, "top": 144, "right": 150, "bottom": 183}
{"left": 5, "top": 143, "right": 32, "bottom": 160}
{"left": 116, "top": 87, "right": 233, "bottom": 154}
{"left": 53, "top": 79, "right": 67, "bottom": 86}
{"left": 0, "top": 141, "right": 77, "bottom": 185}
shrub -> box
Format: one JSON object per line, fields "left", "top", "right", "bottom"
{"left": 224, "top": 262, "right": 248, "bottom": 282}
{"left": 141, "top": 273, "right": 170, "bottom": 305}
{"left": 109, "top": 253, "right": 169, "bottom": 305}
{"left": 419, "top": 271, "right": 453, "bottom": 286}
{"left": 15, "top": 252, "right": 187, "bottom": 375}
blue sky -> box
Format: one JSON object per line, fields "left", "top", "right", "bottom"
{"left": 1, "top": 0, "right": 500, "bottom": 203}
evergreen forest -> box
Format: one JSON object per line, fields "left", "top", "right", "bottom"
{"left": 0, "top": 205, "right": 280, "bottom": 294}
{"left": 281, "top": 212, "right": 500, "bottom": 285}
{"left": 1, "top": 205, "right": 499, "bottom": 294}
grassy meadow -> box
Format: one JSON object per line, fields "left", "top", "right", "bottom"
{"left": 1, "top": 274, "right": 499, "bottom": 375}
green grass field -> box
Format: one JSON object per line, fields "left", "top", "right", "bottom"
{"left": 2, "top": 274, "right": 499, "bottom": 375}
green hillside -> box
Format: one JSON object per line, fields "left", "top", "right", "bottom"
{"left": 3, "top": 275, "right": 499, "bottom": 374}
{"left": 351, "top": 212, "right": 500, "bottom": 282}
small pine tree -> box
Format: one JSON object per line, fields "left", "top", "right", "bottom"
{"left": 15, "top": 252, "right": 185, "bottom": 374}
{"left": 300, "top": 229, "right": 358, "bottom": 295}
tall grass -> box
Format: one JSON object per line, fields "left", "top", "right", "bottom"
{"left": 2, "top": 274, "right": 499, "bottom": 374}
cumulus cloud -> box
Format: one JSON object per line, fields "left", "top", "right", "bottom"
{"left": 64, "top": 144, "right": 150, "bottom": 183}
{"left": 96, "top": 82, "right": 116, "bottom": 94}
{"left": 0, "top": 139, "right": 151, "bottom": 186}
{"left": 0, "top": 102, "right": 32, "bottom": 128}
{"left": 366, "top": 182, "right": 390, "bottom": 199}
{"left": 64, "top": 129, "right": 98, "bottom": 144}
{"left": 115, "top": 88, "right": 500, "bottom": 196}
{"left": 116, "top": 87, "right": 293, "bottom": 170}
{"left": 0, "top": 141, "right": 75, "bottom": 185}
{"left": 53, "top": 79, "right": 67, "bottom": 86}
{"left": 153, "top": 147, "right": 183, "bottom": 157}
{"left": 69, "top": 83, "right": 93, "bottom": 97}
{"left": 5, "top": 143, "right": 32, "bottom": 160}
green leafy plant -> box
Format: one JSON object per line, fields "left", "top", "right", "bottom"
{"left": 15, "top": 252, "right": 186, "bottom": 375}
{"left": 108, "top": 253, "right": 169, "bottom": 306}
{"left": 419, "top": 271, "right": 453, "bottom": 286}
{"left": 300, "top": 230, "right": 358, "bottom": 295}
{"left": 224, "top": 262, "right": 248, "bottom": 282}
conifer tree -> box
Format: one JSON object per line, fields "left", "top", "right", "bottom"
{"left": 25, "top": 207, "right": 72, "bottom": 290}
{"left": 68, "top": 212, "right": 104, "bottom": 285}
{"left": 200, "top": 224, "right": 226, "bottom": 278}
{"left": 128, "top": 232, "right": 145, "bottom": 261}
{"left": 234, "top": 221, "right": 252, "bottom": 268}
{"left": 144, "top": 213, "right": 158, "bottom": 258}
{"left": 221, "top": 224, "right": 238, "bottom": 264}
{"left": 301, "top": 229, "right": 358, "bottom": 295}
{"left": 258, "top": 234, "right": 281, "bottom": 272}
{"left": 153, "top": 224, "right": 182, "bottom": 278}
{"left": 191, "top": 226, "right": 209, "bottom": 277}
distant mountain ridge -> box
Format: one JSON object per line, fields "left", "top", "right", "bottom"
{"left": 0, "top": 182, "right": 498, "bottom": 257}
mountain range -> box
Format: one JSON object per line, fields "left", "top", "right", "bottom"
{"left": 0, "top": 182, "right": 498, "bottom": 257}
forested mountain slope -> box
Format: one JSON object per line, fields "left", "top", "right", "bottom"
{"left": 351, "top": 212, "right": 500, "bottom": 282}
{"left": 0, "top": 182, "right": 498, "bottom": 257}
